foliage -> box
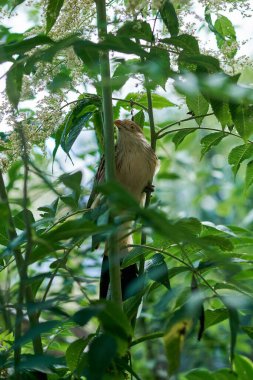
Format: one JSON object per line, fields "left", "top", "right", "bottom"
{"left": 0, "top": 0, "right": 253, "bottom": 379}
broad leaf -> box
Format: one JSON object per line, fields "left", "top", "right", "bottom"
{"left": 229, "top": 103, "right": 253, "bottom": 140}
{"left": 210, "top": 100, "right": 233, "bottom": 129}
{"left": 117, "top": 20, "right": 154, "bottom": 42}
{"left": 215, "top": 15, "right": 237, "bottom": 58}
{"left": 228, "top": 143, "right": 253, "bottom": 175}
{"left": 200, "top": 132, "right": 225, "bottom": 159}
{"left": 0, "top": 35, "right": 53, "bottom": 63}
{"left": 133, "top": 110, "right": 145, "bottom": 128}
{"left": 234, "top": 355, "right": 253, "bottom": 380}
{"left": 123, "top": 93, "right": 175, "bottom": 109}
{"left": 160, "top": 34, "right": 200, "bottom": 55}
{"left": 66, "top": 336, "right": 94, "bottom": 373}
{"left": 172, "top": 128, "right": 196, "bottom": 149}
{"left": 186, "top": 92, "right": 209, "bottom": 125}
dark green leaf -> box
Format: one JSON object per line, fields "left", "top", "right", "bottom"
{"left": 46, "top": 0, "right": 64, "bottom": 34}
{"left": 160, "top": 34, "right": 200, "bottom": 55}
{"left": 6, "top": 62, "right": 24, "bottom": 108}
{"left": 147, "top": 253, "right": 171, "bottom": 290}
{"left": 0, "top": 35, "right": 53, "bottom": 63}
{"left": 205, "top": 308, "right": 228, "bottom": 329}
{"left": 204, "top": 6, "right": 225, "bottom": 42}
{"left": 13, "top": 209, "right": 35, "bottom": 230}
{"left": 179, "top": 54, "right": 220, "bottom": 73}
{"left": 159, "top": 0, "right": 179, "bottom": 36}
{"left": 117, "top": 20, "right": 154, "bottom": 42}
{"left": 86, "top": 334, "right": 117, "bottom": 380}
{"left": 123, "top": 93, "right": 175, "bottom": 109}
{"left": 66, "top": 336, "right": 94, "bottom": 373}
{"left": 13, "top": 321, "right": 61, "bottom": 348}
{"left": 242, "top": 326, "right": 253, "bottom": 340}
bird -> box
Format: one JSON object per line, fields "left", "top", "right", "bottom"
{"left": 87, "top": 119, "right": 158, "bottom": 300}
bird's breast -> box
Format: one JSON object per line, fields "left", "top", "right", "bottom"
{"left": 116, "top": 142, "right": 157, "bottom": 202}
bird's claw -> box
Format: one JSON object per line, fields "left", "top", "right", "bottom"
{"left": 143, "top": 184, "right": 155, "bottom": 194}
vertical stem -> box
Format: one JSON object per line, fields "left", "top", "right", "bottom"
{"left": 139, "top": 76, "right": 157, "bottom": 276}
{"left": 95, "top": 0, "right": 122, "bottom": 306}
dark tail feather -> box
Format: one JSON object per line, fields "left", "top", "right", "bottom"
{"left": 99, "top": 255, "right": 110, "bottom": 299}
{"left": 99, "top": 256, "right": 138, "bottom": 300}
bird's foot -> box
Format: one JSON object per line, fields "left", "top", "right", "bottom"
{"left": 144, "top": 184, "right": 155, "bottom": 194}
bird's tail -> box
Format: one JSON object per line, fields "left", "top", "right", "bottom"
{"left": 99, "top": 221, "right": 138, "bottom": 300}
{"left": 99, "top": 255, "right": 138, "bottom": 300}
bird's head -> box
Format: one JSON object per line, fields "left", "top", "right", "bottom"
{"left": 114, "top": 119, "right": 143, "bottom": 136}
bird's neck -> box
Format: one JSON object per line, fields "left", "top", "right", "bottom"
{"left": 117, "top": 132, "right": 149, "bottom": 150}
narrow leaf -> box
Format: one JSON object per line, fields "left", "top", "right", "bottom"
{"left": 245, "top": 160, "right": 253, "bottom": 190}
{"left": 46, "top": 0, "right": 65, "bottom": 34}
{"left": 6, "top": 62, "right": 24, "bottom": 108}
{"left": 159, "top": 0, "right": 179, "bottom": 36}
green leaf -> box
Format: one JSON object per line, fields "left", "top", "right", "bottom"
{"left": 6, "top": 62, "right": 23, "bottom": 108}
{"left": 0, "top": 35, "right": 53, "bottom": 63}
{"left": 117, "top": 20, "right": 154, "bottom": 42}
{"left": 179, "top": 54, "right": 220, "bottom": 73}
{"left": 185, "top": 369, "right": 214, "bottom": 380}
{"left": 234, "top": 355, "right": 253, "bottom": 380}
{"left": 38, "top": 197, "right": 59, "bottom": 218}
{"left": 204, "top": 6, "right": 225, "bottom": 42}
{"left": 204, "top": 308, "right": 228, "bottom": 329}
{"left": 146, "top": 253, "right": 171, "bottom": 290}
{"left": 245, "top": 160, "right": 253, "bottom": 190}
{"left": 66, "top": 336, "right": 94, "bottom": 373}
{"left": 228, "top": 143, "right": 253, "bottom": 176}
{"left": 164, "top": 321, "right": 191, "bottom": 376}
{"left": 13, "top": 320, "right": 61, "bottom": 348}
{"left": 46, "top": 0, "right": 64, "bottom": 34}
{"left": 200, "top": 132, "right": 225, "bottom": 159}
{"left": 210, "top": 100, "right": 233, "bottom": 129}
{"left": 122, "top": 246, "right": 152, "bottom": 269}
{"left": 73, "top": 40, "right": 100, "bottom": 75}
{"left": 19, "top": 354, "right": 63, "bottom": 372}
{"left": 159, "top": 0, "right": 179, "bottom": 36}
{"left": 215, "top": 15, "right": 237, "bottom": 58}
{"left": 13, "top": 209, "right": 35, "bottom": 230}
{"left": 86, "top": 334, "right": 117, "bottom": 380}
{"left": 160, "top": 34, "right": 200, "bottom": 55}
{"left": 242, "top": 326, "right": 253, "bottom": 340}
{"left": 123, "top": 93, "right": 175, "bottom": 109}
{"left": 227, "top": 305, "right": 239, "bottom": 363}
{"left": 146, "top": 46, "right": 171, "bottom": 89}
{"left": 229, "top": 103, "right": 253, "bottom": 140}
{"left": 172, "top": 128, "right": 196, "bottom": 149}
{"left": 133, "top": 110, "right": 145, "bottom": 128}
{"left": 186, "top": 93, "right": 209, "bottom": 126}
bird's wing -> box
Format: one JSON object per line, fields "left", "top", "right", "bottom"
{"left": 86, "top": 155, "right": 105, "bottom": 208}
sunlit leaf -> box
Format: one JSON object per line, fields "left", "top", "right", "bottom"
{"left": 172, "top": 128, "right": 196, "bottom": 149}
{"left": 186, "top": 92, "right": 209, "bottom": 126}
{"left": 228, "top": 143, "right": 253, "bottom": 176}
{"left": 200, "top": 132, "right": 225, "bottom": 159}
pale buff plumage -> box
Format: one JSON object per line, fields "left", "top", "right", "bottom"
{"left": 88, "top": 119, "right": 158, "bottom": 254}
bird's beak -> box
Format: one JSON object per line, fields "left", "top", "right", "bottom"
{"left": 114, "top": 120, "right": 123, "bottom": 129}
